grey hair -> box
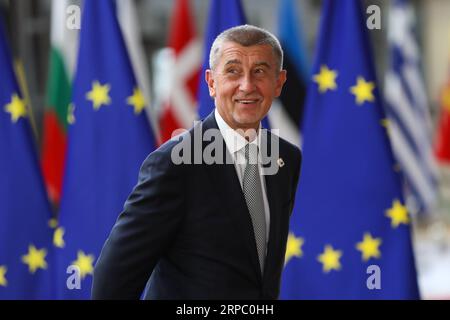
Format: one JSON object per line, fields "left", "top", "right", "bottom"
{"left": 209, "top": 24, "right": 284, "bottom": 71}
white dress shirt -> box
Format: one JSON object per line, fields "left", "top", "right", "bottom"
{"left": 214, "top": 109, "right": 271, "bottom": 242}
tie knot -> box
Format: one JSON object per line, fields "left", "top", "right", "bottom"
{"left": 245, "top": 143, "right": 259, "bottom": 165}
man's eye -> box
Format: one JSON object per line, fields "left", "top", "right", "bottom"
{"left": 255, "top": 68, "right": 265, "bottom": 74}
{"left": 226, "top": 69, "right": 238, "bottom": 74}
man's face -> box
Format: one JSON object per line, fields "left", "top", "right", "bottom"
{"left": 206, "top": 41, "right": 287, "bottom": 131}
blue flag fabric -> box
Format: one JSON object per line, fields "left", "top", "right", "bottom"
{"left": 280, "top": 0, "right": 420, "bottom": 299}
{"left": 0, "top": 14, "right": 54, "bottom": 299}
{"left": 56, "top": 0, "right": 156, "bottom": 299}
{"left": 197, "top": 0, "right": 246, "bottom": 118}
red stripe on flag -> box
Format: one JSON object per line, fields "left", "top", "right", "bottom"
{"left": 41, "top": 111, "right": 66, "bottom": 203}
{"left": 435, "top": 84, "right": 450, "bottom": 163}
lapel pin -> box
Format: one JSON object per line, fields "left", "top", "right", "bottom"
{"left": 277, "top": 157, "right": 285, "bottom": 168}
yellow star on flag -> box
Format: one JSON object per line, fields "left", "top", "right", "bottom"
{"left": 48, "top": 218, "right": 58, "bottom": 229}
{"left": 284, "top": 232, "right": 304, "bottom": 266}
{"left": 380, "top": 118, "right": 391, "bottom": 135}
{"left": 86, "top": 81, "right": 111, "bottom": 110}
{"left": 21, "top": 245, "right": 48, "bottom": 274}
{"left": 72, "top": 250, "right": 95, "bottom": 279}
{"left": 313, "top": 65, "right": 338, "bottom": 93}
{"left": 356, "top": 233, "right": 382, "bottom": 261}
{"left": 385, "top": 199, "right": 410, "bottom": 228}
{"left": 380, "top": 118, "right": 390, "bottom": 127}
{"left": 127, "top": 87, "right": 146, "bottom": 114}
{"left": 318, "top": 245, "right": 342, "bottom": 273}
{"left": 4, "top": 93, "right": 27, "bottom": 123}
{"left": 53, "top": 227, "right": 65, "bottom": 248}
{"left": 67, "top": 103, "right": 76, "bottom": 125}
{"left": 350, "top": 77, "right": 375, "bottom": 105}
{"left": 0, "top": 265, "right": 7, "bottom": 287}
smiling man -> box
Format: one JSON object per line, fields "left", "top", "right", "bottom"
{"left": 206, "top": 35, "right": 285, "bottom": 132}
{"left": 92, "top": 25, "right": 302, "bottom": 300}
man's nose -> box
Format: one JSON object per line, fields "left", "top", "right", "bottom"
{"left": 239, "top": 73, "right": 256, "bottom": 93}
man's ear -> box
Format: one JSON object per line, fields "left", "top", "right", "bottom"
{"left": 205, "top": 69, "right": 216, "bottom": 98}
{"left": 274, "top": 69, "right": 287, "bottom": 97}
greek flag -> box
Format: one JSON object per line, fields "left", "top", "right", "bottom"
{"left": 384, "top": 0, "right": 439, "bottom": 215}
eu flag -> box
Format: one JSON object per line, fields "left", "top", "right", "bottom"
{"left": 0, "top": 14, "right": 54, "bottom": 299}
{"left": 56, "top": 0, "right": 156, "bottom": 299}
{"left": 197, "top": 0, "right": 246, "bottom": 119}
{"left": 280, "top": 0, "right": 420, "bottom": 299}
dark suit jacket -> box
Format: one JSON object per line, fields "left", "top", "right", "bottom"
{"left": 91, "top": 112, "right": 301, "bottom": 299}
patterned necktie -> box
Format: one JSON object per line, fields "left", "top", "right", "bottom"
{"left": 243, "top": 143, "right": 267, "bottom": 273}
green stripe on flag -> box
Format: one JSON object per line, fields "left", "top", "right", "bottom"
{"left": 46, "top": 48, "right": 71, "bottom": 131}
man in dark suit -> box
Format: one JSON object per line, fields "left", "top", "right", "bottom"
{"left": 92, "top": 24, "right": 301, "bottom": 300}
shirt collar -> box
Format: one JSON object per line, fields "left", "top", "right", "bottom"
{"left": 215, "top": 108, "right": 260, "bottom": 154}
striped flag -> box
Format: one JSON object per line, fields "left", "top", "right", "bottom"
{"left": 384, "top": 0, "right": 439, "bottom": 215}
{"left": 158, "top": 0, "right": 201, "bottom": 143}
{"left": 268, "top": 0, "right": 309, "bottom": 147}
{"left": 41, "top": 0, "right": 79, "bottom": 205}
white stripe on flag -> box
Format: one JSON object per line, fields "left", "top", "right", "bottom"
{"left": 386, "top": 71, "right": 439, "bottom": 180}
{"left": 385, "top": 72, "right": 428, "bottom": 151}
{"left": 171, "top": 39, "right": 202, "bottom": 129}
{"left": 402, "top": 64, "right": 434, "bottom": 138}
{"left": 390, "top": 121, "right": 437, "bottom": 210}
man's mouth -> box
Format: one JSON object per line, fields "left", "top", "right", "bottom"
{"left": 235, "top": 99, "right": 259, "bottom": 105}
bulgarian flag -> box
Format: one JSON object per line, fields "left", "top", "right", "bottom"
{"left": 41, "top": 0, "right": 78, "bottom": 204}
{"left": 435, "top": 80, "right": 450, "bottom": 163}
